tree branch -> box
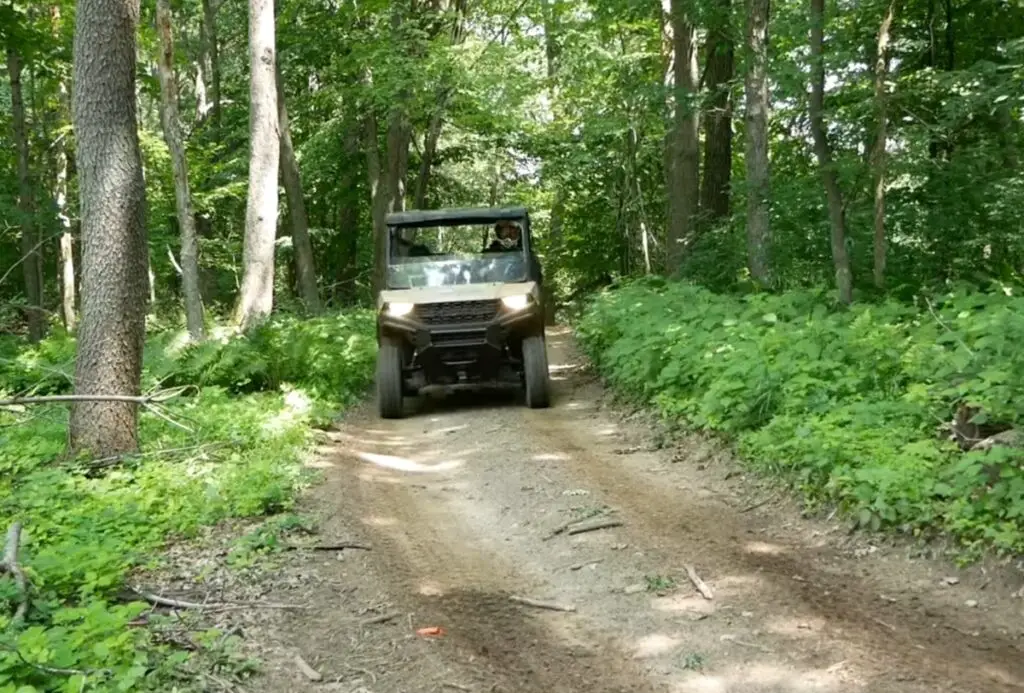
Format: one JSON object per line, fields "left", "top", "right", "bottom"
{"left": 0, "top": 387, "right": 190, "bottom": 409}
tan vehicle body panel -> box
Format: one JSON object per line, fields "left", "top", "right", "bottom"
{"left": 377, "top": 281, "right": 539, "bottom": 309}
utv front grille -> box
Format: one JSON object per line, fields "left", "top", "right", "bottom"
{"left": 415, "top": 300, "right": 500, "bottom": 326}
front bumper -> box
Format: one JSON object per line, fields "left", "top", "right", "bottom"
{"left": 379, "top": 302, "right": 541, "bottom": 352}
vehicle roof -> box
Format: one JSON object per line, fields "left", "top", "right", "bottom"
{"left": 385, "top": 206, "right": 529, "bottom": 228}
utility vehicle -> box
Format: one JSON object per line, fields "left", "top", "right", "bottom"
{"left": 374, "top": 206, "right": 550, "bottom": 418}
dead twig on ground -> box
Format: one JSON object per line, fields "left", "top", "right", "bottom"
{"left": 0, "top": 523, "right": 29, "bottom": 625}
{"left": 285, "top": 541, "right": 372, "bottom": 552}
{"left": 294, "top": 654, "right": 323, "bottom": 681}
{"left": 509, "top": 595, "right": 576, "bottom": 612}
{"left": 443, "top": 683, "right": 473, "bottom": 692}
{"left": 79, "top": 441, "right": 231, "bottom": 471}
{"left": 566, "top": 518, "right": 622, "bottom": 536}
{"left": 741, "top": 493, "right": 778, "bottom": 513}
{"left": 129, "top": 587, "right": 306, "bottom": 611}
{"left": 720, "top": 634, "right": 773, "bottom": 653}
{"left": 568, "top": 558, "right": 604, "bottom": 571}
{"left": 360, "top": 611, "right": 400, "bottom": 626}
{"left": 685, "top": 565, "right": 714, "bottom": 600}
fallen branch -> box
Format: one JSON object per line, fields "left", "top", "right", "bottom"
{"left": 443, "top": 683, "right": 473, "bottom": 692}
{"left": 684, "top": 565, "right": 714, "bottom": 600}
{"left": 509, "top": 595, "right": 576, "bottom": 612}
{"left": 542, "top": 519, "right": 578, "bottom": 541}
{"left": 568, "top": 558, "right": 604, "bottom": 571}
{"left": 566, "top": 518, "right": 622, "bottom": 536}
{"left": 294, "top": 654, "right": 322, "bottom": 682}
{"left": 130, "top": 588, "right": 306, "bottom": 611}
{"left": 720, "top": 634, "right": 772, "bottom": 653}
{"left": 0, "top": 522, "right": 29, "bottom": 625}
{"left": 360, "top": 611, "right": 400, "bottom": 626}
{"left": 285, "top": 541, "right": 372, "bottom": 552}
{"left": 78, "top": 441, "right": 231, "bottom": 471}
{"left": 741, "top": 494, "right": 777, "bottom": 513}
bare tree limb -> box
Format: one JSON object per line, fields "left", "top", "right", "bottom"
{"left": 0, "top": 389, "right": 185, "bottom": 408}
{"left": 0, "top": 231, "right": 64, "bottom": 288}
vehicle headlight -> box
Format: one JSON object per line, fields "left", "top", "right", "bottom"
{"left": 501, "top": 294, "right": 530, "bottom": 311}
{"left": 386, "top": 302, "right": 415, "bottom": 317}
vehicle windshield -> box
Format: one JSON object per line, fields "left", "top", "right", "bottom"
{"left": 386, "top": 220, "right": 528, "bottom": 289}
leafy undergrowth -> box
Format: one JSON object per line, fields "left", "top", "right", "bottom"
{"left": 0, "top": 311, "right": 375, "bottom": 692}
{"left": 577, "top": 277, "right": 1024, "bottom": 558}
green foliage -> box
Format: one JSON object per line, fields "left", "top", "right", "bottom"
{"left": 0, "top": 310, "right": 375, "bottom": 691}
{"left": 578, "top": 278, "right": 1024, "bottom": 555}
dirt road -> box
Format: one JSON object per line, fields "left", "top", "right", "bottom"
{"left": 248, "top": 328, "right": 1024, "bottom": 692}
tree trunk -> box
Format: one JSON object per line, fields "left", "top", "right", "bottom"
{"left": 699, "top": 0, "right": 734, "bottom": 226}
{"left": 156, "top": 0, "right": 206, "bottom": 340}
{"left": 234, "top": 0, "right": 279, "bottom": 330}
{"left": 386, "top": 109, "right": 410, "bottom": 214}
{"left": 201, "top": 0, "right": 222, "bottom": 125}
{"left": 275, "top": 65, "right": 321, "bottom": 313}
{"left": 413, "top": 1, "right": 468, "bottom": 209}
{"left": 666, "top": 0, "right": 700, "bottom": 274}
{"left": 414, "top": 113, "right": 443, "bottom": 209}
{"left": 69, "top": 0, "right": 150, "bottom": 456}
{"left": 6, "top": 47, "right": 45, "bottom": 343}
{"left": 336, "top": 130, "right": 362, "bottom": 305}
{"left": 809, "top": 0, "right": 852, "bottom": 304}
{"left": 871, "top": 0, "right": 897, "bottom": 290}
{"left": 744, "top": 0, "right": 771, "bottom": 286}
{"left": 366, "top": 113, "right": 388, "bottom": 295}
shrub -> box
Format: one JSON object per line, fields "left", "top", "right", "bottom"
{"left": 577, "top": 278, "right": 1024, "bottom": 555}
{"left": 0, "top": 310, "right": 375, "bottom": 691}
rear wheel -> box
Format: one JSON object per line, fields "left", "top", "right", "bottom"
{"left": 522, "top": 334, "right": 550, "bottom": 409}
{"left": 377, "top": 337, "right": 405, "bottom": 419}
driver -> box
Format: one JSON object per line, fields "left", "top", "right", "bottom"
{"left": 485, "top": 221, "right": 522, "bottom": 252}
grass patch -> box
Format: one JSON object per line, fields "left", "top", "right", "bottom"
{"left": 576, "top": 277, "right": 1024, "bottom": 558}
{"left": 0, "top": 310, "right": 375, "bottom": 691}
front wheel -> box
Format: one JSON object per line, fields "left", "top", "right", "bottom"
{"left": 377, "top": 337, "right": 405, "bottom": 419}
{"left": 521, "top": 334, "right": 551, "bottom": 409}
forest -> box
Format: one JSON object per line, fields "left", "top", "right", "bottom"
{"left": 0, "top": 0, "right": 1023, "bottom": 688}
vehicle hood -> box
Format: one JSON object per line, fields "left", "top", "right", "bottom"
{"left": 378, "top": 281, "right": 539, "bottom": 307}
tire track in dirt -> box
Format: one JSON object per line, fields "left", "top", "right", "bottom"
{"left": 328, "top": 415, "right": 667, "bottom": 693}
{"left": 248, "top": 328, "right": 1024, "bottom": 693}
